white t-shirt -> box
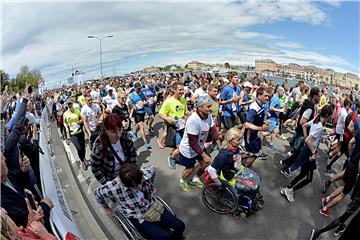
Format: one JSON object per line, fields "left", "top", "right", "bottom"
{"left": 103, "top": 95, "right": 117, "bottom": 110}
{"left": 302, "top": 109, "right": 313, "bottom": 120}
{"left": 179, "top": 112, "right": 214, "bottom": 158}
{"left": 111, "top": 140, "right": 125, "bottom": 173}
{"left": 291, "top": 87, "right": 302, "bottom": 101}
{"left": 193, "top": 88, "right": 207, "bottom": 98}
{"left": 336, "top": 107, "right": 347, "bottom": 135}
{"left": 81, "top": 103, "right": 101, "bottom": 131}
{"left": 308, "top": 120, "right": 323, "bottom": 148}
{"left": 90, "top": 90, "right": 99, "bottom": 100}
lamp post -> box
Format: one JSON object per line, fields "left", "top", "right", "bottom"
{"left": 67, "top": 63, "right": 79, "bottom": 76}
{"left": 88, "top": 35, "right": 114, "bottom": 79}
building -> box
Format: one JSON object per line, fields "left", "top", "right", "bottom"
{"left": 333, "top": 72, "right": 346, "bottom": 87}
{"left": 345, "top": 73, "right": 360, "bottom": 89}
{"left": 255, "top": 59, "right": 277, "bottom": 72}
{"left": 186, "top": 61, "right": 203, "bottom": 70}
{"left": 143, "top": 66, "right": 160, "bottom": 73}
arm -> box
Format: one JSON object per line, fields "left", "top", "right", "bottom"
{"left": 305, "top": 135, "right": 316, "bottom": 158}
{"left": 6, "top": 98, "right": 21, "bottom": 131}
{"left": 94, "top": 182, "right": 113, "bottom": 209}
{"left": 5, "top": 98, "right": 28, "bottom": 148}
{"left": 244, "top": 122, "right": 265, "bottom": 131}
{"left": 302, "top": 121, "right": 311, "bottom": 138}
{"left": 81, "top": 114, "right": 91, "bottom": 135}
{"left": 90, "top": 143, "right": 107, "bottom": 184}
{"left": 159, "top": 113, "right": 175, "bottom": 125}
{"left": 348, "top": 137, "right": 355, "bottom": 157}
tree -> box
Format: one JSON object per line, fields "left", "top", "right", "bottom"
{"left": 13, "top": 65, "right": 42, "bottom": 91}
{"left": 0, "top": 70, "right": 10, "bottom": 91}
{"left": 224, "top": 62, "right": 231, "bottom": 69}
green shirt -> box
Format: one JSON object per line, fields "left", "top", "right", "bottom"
{"left": 63, "top": 108, "right": 82, "bottom": 135}
{"left": 159, "top": 96, "right": 187, "bottom": 121}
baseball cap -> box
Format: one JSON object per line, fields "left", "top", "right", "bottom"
{"left": 244, "top": 81, "right": 253, "bottom": 89}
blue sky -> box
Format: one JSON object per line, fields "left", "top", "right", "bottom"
{"left": 1, "top": 0, "right": 359, "bottom": 89}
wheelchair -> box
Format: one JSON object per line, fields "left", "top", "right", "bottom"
{"left": 202, "top": 169, "right": 264, "bottom": 218}
{"left": 112, "top": 196, "right": 175, "bottom": 240}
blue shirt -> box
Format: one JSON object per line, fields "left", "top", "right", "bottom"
{"left": 220, "top": 85, "right": 241, "bottom": 117}
{"left": 131, "top": 91, "right": 146, "bottom": 113}
{"left": 269, "top": 94, "right": 281, "bottom": 119}
{"left": 245, "top": 101, "right": 265, "bottom": 142}
{"left": 142, "top": 86, "right": 156, "bottom": 106}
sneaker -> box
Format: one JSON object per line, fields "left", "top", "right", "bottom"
{"left": 144, "top": 142, "right": 152, "bottom": 149}
{"left": 319, "top": 208, "right": 331, "bottom": 217}
{"left": 130, "top": 132, "right": 139, "bottom": 141}
{"left": 287, "top": 151, "right": 293, "bottom": 157}
{"left": 180, "top": 181, "right": 191, "bottom": 192}
{"left": 281, "top": 168, "right": 292, "bottom": 178}
{"left": 81, "top": 161, "right": 88, "bottom": 171}
{"left": 280, "top": 160, "right": 285, "bottom": 166}
{"left": 284, "top": 188, "right": 294, "bottom": 203}
{"left": 322, "top": 180, "right": 331, "bottom": 194}
{"left": 167, "top": 156, "right": 176, "bottom": 170}
{"left": 278, "top": 134, "right": 286, "bottom": 140}
{"left": 189, "top": 178, "right": 204, "bottom": 189}
{"left": 309, "top": 229, "right": 320, "bottom": 240}
{"left": 267, "top": 144, "right": 276, "bottom": 150}
{"left": 333, "top": 223, "right": 346, "bottom": 237}
{"left": 157, "top": 139, "right": 165, "bottom": 149}
{"left": 258, "top": 151, "right": 267, "bottom": 158}
{"left": 280, "top": 187, "right": 286, "bottom": 195}
{"left": 148, "top": 127, "right": 154, "bottom": 135}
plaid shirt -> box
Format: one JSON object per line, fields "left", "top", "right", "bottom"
{"left": 91, "top": 131, "right": 137, "bottom": 184}
{"left": 94, "top": 165, "right": 157, "bottom": 222}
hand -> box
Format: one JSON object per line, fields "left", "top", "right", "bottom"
{"left": 262, "top": 122, "right": 269, "bottom": 131}
{"left": 19, "top": 155, "right": 31, "bottom": 172}
{"left": 32, "top": 206, "right": 44, "bottom": 222}
{"left": 104, "top": 208, "right": 113, "bottom": 218}
{"left": 41, "top": 197, "right": 54, "bottom": 209}
{"left": 311, "top": 154, "right": 317, "bottom": 161}
{"left": 202, "top": 153, "right": 211, "bottom": 165}
{"left": 29, "top": 221, "right": 51, "bottom": 239}
{"left": 23, "top": 85, "right": 31, "bottom": 99}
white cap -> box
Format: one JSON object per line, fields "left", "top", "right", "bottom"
{"left": 244, "top": 81, "right": 253, "bottom": 89}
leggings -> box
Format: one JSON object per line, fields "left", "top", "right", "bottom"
{"left": 70, "top": 131, "right": 86, "bottom": 162}
{"left": 287, "top": 161, "right": 314, "bottom": 192}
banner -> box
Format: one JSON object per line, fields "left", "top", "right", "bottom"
{"left": 39, "top": 108, "right": 83, "bottom": 239}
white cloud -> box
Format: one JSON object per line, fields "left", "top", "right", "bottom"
{"left": 1, "top": 0, "right": 357, "bottom": 88}
{"left": 275, "top": 42, "right": 303, "bottom": 49}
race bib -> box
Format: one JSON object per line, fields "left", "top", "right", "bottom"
{"left": 70, "top": 123, "right": 80, "bottom": 133}
{"left": 148, "top": 97, "right": 155, "bottom": 105}
{"left": 136, "top": 100, "right": 144, "bottom": 109}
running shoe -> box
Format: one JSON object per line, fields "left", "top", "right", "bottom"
{"left": 144, "top": 142, "right": 152, "bottom": 149}
{"left": 167, "top": 156, "right": 176, "bottom": 170}
{"left": 278, "top": 134, "right": 286, "bottom": 140}
{"left": 333, "top": 223, "right": 346, "bottom": 237}
{"left": 130, "top": 132, "right": 139, "bottom": 141}
{"left": 267, "top": 144, "right": 276, "bottom": 150}
{"left": 281, "top": 168, "right": 293, "bottom": 178}
{"left": 180, "top": 181, "right": 191, "bottom": 192}
{"left": 189, "top": 178, "right": 204, "bottom": 189}
{"left": 148, "top": 127, "right": 154, "bottom": 135}
{"left": 321, "top": 197, "right": 329, "bottom": 207}
{"left": 284, "top": 188, "right": 294, "bottom": 203}
{"left": 319, "top": 208, "right": 331, "bottom": 217}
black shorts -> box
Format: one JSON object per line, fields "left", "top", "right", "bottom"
{"left": 223, "top": 115, "right": 237, "bottom": 130}
{"left": 134, "top": 112, "right": 145, "bottom": 123}
{"left": 178, "top": 152, "right": 204, "bottom": 169}
{"left": 343, "top": 167, "right": 358, "bottom": 195}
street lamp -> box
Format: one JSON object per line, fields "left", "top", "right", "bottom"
{"left": 67, "top": 63, "right": 79, "bottom": 76}
{"left": 88, "top": 35, "right": 114, "bottom": 79}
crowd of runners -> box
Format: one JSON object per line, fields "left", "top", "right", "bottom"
{"left": 1, "top": 70, "right": 360, "bottom": 239}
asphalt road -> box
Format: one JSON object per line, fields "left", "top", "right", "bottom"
{"left": 132, "top": 119, "right": 348, "bottom": 240}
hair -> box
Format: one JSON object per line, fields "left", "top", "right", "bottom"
{"left": 223, "top": 127, "right": 243, "bottom": 148}
{"left": 119, "top": 163, "right": 143, "bottom": 188}
{"left": 256, "top": 86, "right": 267, "bottom": 97}
{"left": 344, "top": 99, "right": 352, "bottom": 108}
{"left": 228, "top": 71, "right": 238, "bottom": 81}
{"left": 85, "top": 93, "right": 92, "bottom": 99}
{"left": 314, "top": 104, "right": 333, "bottom": 123}
{"left": 310, "top": 87, "right": 320, "bottom": 98}
{"left": 208, "top": 84, "right": 218, "bottom": 91}
{"left": 104, "top": 113, "right": 123, "bottom": 131}
{"left": 171, "top": 81, "right": 182, "bottom": 91}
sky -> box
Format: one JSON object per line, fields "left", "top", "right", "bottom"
{"left": 1, "top": 0, "right": 359, "bottom": 88}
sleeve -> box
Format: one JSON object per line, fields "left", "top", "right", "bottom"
{"left": 159, "top": 101, "right": 168, "bottom": 115}
{"left": 211, "top": 150, "right": 225, "bottom": 171}
{"left": 188, "top": 134, "right": 204, "bottom": 156}
{"left": 94, "top": 181, "right": 113, "bottom": 208}
{"left": 270, "top": 97, "right": 279, "bottom": 108}
{"left": 246, "top": 109, "right": 257, "bottom": 124}
{"left": 210, "top": 126, "right": 219, "bottom": 141}
{"left": 142, "top": 165, "right": 156, "bottom": 183}
{"left": 310, "top": 124, "right": 322, "bottom": 140}
{"left": 80, "top": 107, "right": 86, "bottom": 116}
{"left": 186, "top": 118, "right": 200, "bottom": 135}
{"left": 220, "top": 88, "right": 229, "bottom": 100}
{"left": 6, "top": 99, "right": 21, "bottom": 131}
{"left": 5, "top": 98, "right": 28, "bottom": 149}
{"left": 90, "top": 143, "right": 107, "bottom": 184}
{"left": 302, "top": 109, "right": 312, "bottom": 120}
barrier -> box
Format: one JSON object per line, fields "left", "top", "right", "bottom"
{"left": 39, "top": 107, "right": 83, "bottom": 239}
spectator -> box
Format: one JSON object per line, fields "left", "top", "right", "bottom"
{"left": 90, "top": 114, "right": 137, "bottom": 184}
{"left": 94, "top": 163, "right": 185, "bottom": 240}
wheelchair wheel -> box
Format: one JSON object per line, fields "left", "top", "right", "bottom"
{"left": 202, "top": 182, "right": 238, "bottom": 214}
